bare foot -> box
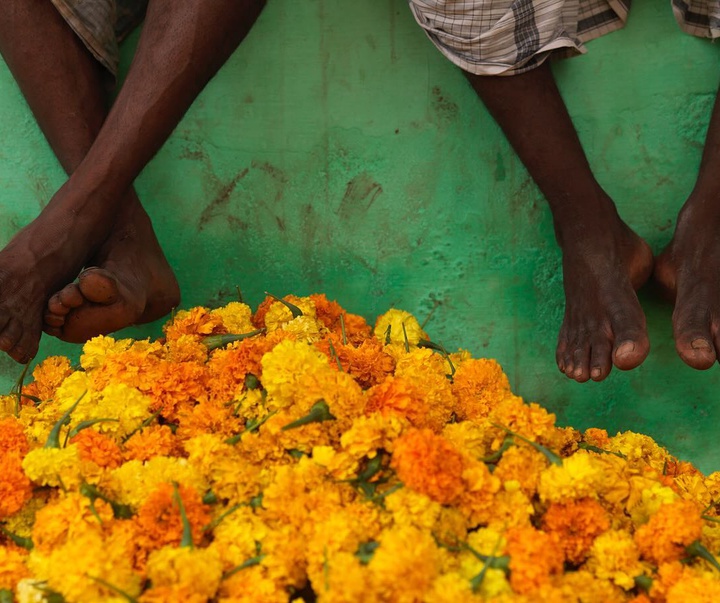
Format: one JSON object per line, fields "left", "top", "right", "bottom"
{"left": 654, "top": 203, "right": 720, "bottom": 370}
{"left": 43, "top": 198, "right": 180, "bottom": 343}
{"left": 555, "top": 211, "right": 654, "bottom": 383}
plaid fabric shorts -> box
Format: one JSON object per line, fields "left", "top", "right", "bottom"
{"left": 51, "top": 0, "right": 148, "bottom": 77}
{"left": 408, "top": 0, "right": 720, "bottom": 75}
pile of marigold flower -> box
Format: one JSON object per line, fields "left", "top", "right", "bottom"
{"left": 1, "top": 293, "right": 720, "bottom": 602}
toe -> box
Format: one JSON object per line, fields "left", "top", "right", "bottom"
{"left": 0, "top": 319, "right": 23, "bottom": 353}
{"left": 78, "top": 267, "right": 119, "bottom": 304}
{"left": 47, "top": 292, "right": 71, "bottom": 316}
{"left": 610, "top": 308, "right": 649, "bottom": 371}
{"left": 59, "top": 283, "right": 85, "bottom": 308}
{"left": 589, "top": 337, "right": 613, "bottom": 382}
{"left": 569, "top": 342, "right": 591, "bottom": 383}
{"left": 43, "top": 312, "right": 66, "bottom": 328}
{"left": 673, "top": 306, "right": 716, "bottom": 370}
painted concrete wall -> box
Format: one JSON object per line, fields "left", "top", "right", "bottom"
{"left": 1, "top": 0, "right": 720, "bottom": 470}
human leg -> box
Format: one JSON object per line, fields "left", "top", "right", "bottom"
{"left": 655, "top": 82, "right": 720, "bottom": 369}
{"left": 0, "top": 0, "right": 264, "bottom": 360}
{"left": 466, "top": 64, "right": 653, "bottom": 382}
{"left": 0, "top": 0, "right": 179, "bottom": 347}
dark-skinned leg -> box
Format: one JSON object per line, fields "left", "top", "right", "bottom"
{"left": 0, "top": 0, "right": 265, "bottom": 361}
{"left": 0, "top": 0, "right": 179, "bottom": 347}
{"left": 655, "top": 82, "right": 720, "bottom": 369}
{"left": 466, "top": 63, "right": 653, "bottom": 382}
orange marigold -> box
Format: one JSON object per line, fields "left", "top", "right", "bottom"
{"left": 391, "top": 428, "right": 465, "bottom": 505}
{"left": 163, "top": 306, "right": 226, "bottom": 341}
{"left": 123, "top": 425, "right": 179, "bottom": 462}
{"left": 634, "top": 499, "right": 704, "bottom": 565}
{"left": 365, "top": 376, "right": 437, "bottom": 430}
{"left": 505, "top": 525, "right": 564, "bottom": 595}
{"left": 315, "top": 335, "right": 395, "bottom": 389}
{"left": 133, "top": 483, "right": 211, "bottom": 552}
{"left": 309, "top": 293, "right": 372, "bottom": 344}
{"left": 0, "top": 454, "right": 33, "bottom": 519}
{"left": 584, "top": 428, "right": 610, "bottom": 448}
{"left": 69, "top": 429, "right": 123, "bottom": 469}
{"left": 22, "top": 356, "right": 73, "bottom": 403}
{"left": 147, "top": 360, "right": 209, "bottom": 420}
{"left": 541, "top": 498, "right": 610, "bottom": 565}
{"left": 0, "top": 417, "right": 29, "bottom": 457}
{"left": 451, "top": 358, "right": 510, "bottom": 420}
{"left": 175, "top": 400, "right": 243, "bottom": 441}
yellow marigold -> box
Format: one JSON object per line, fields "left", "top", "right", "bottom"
{"left": 209, "top": 505, "right": 269, "bottom": 568}
{"left": 291, "top": 365, "right": 365, "bottom": 427}
{"left": 585, "top": 529, "right": 645, "bottom": 590}
{"left": 31, "top": 493, "right": 113, "bottom": 554}
{"left": 263, "top": 296, "right": 317, "bottom": 332}
{"left": 457, "top": 458, "right": 501, "bottom": 526}
{"left": 451, "top": 358, "right": 511, "bottom": 420}
{"left": 21, "top": 446, "right": 81, "bottom": 489}
{"left": 666, "top": 571, "right": 720, "bottom": 603}
{"left": 107, "top": 457, "right": 207, "bottom": 509}
{"left": 442, "top": 420, "right": 494, "bottom": 460}
{"left": 22, "top": 355, "right": 73, "bottom": 402}
{"left": 634, "top": 499, "right": 704, "bottom": 565}
{"left": 308, "top": 550, "right": 372, "bottom": 603}
{"left": 217, "top": 564, "right": 287, "bottom": 603}
{"left": 0, "top": 454, "right": 33, "bottom": 519}
{"left": 29, "top": 528, "right": 140, "bottom": 603}
{"left": 554, "top": 569, "right": 627, "bottom": 603}
{"left": 425, "top": 572, "right": 484, "bottom": 603}
{"left": 79, "top": 335, "right": 134, "bottom": 371}
{"left": 339, "top": 413, "right": 403, "bottom": 460}
{"left": 0, "top": 545, "right": 30, "bottom": 590}
{"left": 607, "top": 431, "right": 669, "bottom": 473}
{"left": 69, "top": 429, "right": 122, "bottom": 469}
{"left": 123, "top": 425, "right": 179, "bottom": 462}
{"left": 394, "top": 348, "right": 455, "bottom": 430}
{"left": 627, "top": 482, "right": 677, "bottom": 526}
{"left": 493, "top": 444, "right": 547, "bottom": 497}
{"left": 163, "top": 306, "right": 225, "bottom": 341}
{"left": 385, "top": 488, "right": 443, "bottom": 532}
{"left": 490, "top": 395, "right": 560, "bottom": 449}
{"left": 541, "top": 498, "right": 610, "bottom": 565}
{"left": 210, "top": 301, "right": 254, "bottom": 333}
{"left": 538, "top": 450, "right": 605, "bottom": 503}
{"left": 280, "top": 315, "right": 327, "bottom": 343}
{"left": 260, "top": 339, "right": 330, "bottom": 408}
{"left": 144, "top": 545, "right": 223, "bottom": 602}
{"left": 505, "top": 526, "right": 563, "bottom": 595}
{"left": 487, "top": 488, "right": 533, "bottom": 530}
{"left": 373, "top": 308, "right": 426, "bottom": 347}
{"left": 391, "top": 428, "right": 465, "bottom": 505}
{"left": 87, "top": 339, "right": 163, "bottom": 392}
{"left": 133, "top": 483, "right": 211, "bottom": 552}
{"left": 369, "top": 525, "right": 441, "bottom": 603}
{"left": 0, "top": 417, "right": 29, "bottom": 457}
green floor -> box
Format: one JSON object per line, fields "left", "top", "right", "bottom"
{"left": 1, "top": 0, "right": 720, "bottom": 471}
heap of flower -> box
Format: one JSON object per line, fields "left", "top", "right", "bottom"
{"left": 2, "top": 293, "right": 720, "bottom": 602}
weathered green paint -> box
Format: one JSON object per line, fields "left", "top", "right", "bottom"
{"left": 1, "top": 0, "right": 720, "bottom": 469}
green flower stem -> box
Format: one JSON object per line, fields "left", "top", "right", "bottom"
{"left": 79, "top": 483, "right": 133, "bottom": 520}
{"left": 45, "top": 391, "right": 86, "bottom": 448}
{"left": 86, "top": 575, "right": 138, "bottom": 603}
{"left": 202, "top": 329, "right": 265, "bottom": 351}
{"left": 264, "top": 292, "right": 303, "bottom": 318}
{"left": 418, "top": 339, "right": 456, "bottom": 379}
{"left": 172, "top": 482, "right": 194, "bottom": 549}
{"left": 491, "top": 422, "right": 562, "bottom": 466}
{"left": 687, "top": 540, "right": 720, "bottom": 572}
{"left": 0, "top": 525, "right": 33, "bottom": 550}
{"left": 67, "top": 418, "right": 119, "bottom": 441}
{"left": 11, "top": 362, "right": 30, "bottom": 417}
{"left": 222, "top": 554, "right": 266, "bottom": 580}
{"left": 281, "top": 400, "right": 336, "bottom": 431}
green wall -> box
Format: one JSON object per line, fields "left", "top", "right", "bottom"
{"left": 1, "top": 0, "right": 720, "bottom": 471}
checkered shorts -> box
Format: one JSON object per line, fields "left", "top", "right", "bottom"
{"left": 408, "top": 0, "right": 720, "bottom": 75}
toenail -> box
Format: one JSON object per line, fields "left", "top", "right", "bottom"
{"left": 691, "top": 338, "right": 712, "bottom": 351}
{"left": 591, "top": 367, "right": 601, "bottom": 379}
{"left": 615, "top": 342, "right": 635, "bottom": 358}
